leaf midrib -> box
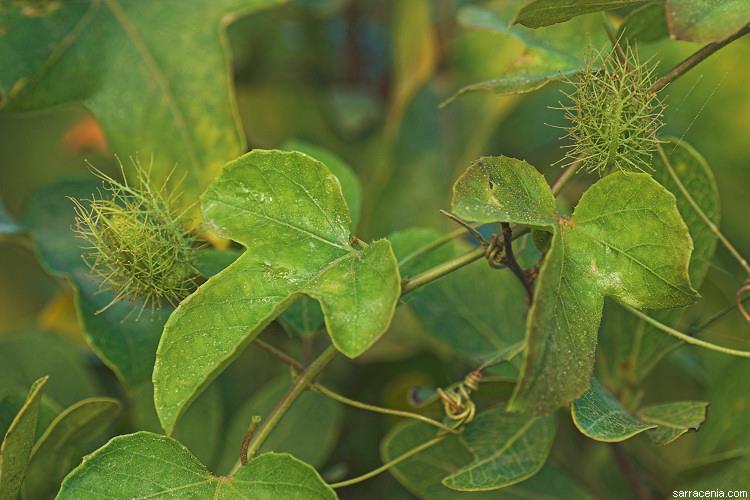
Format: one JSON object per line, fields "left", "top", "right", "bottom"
{"left": 210, "top": 196, "right": 349, "bottom": 251}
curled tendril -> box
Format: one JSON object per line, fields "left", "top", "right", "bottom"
{"left": 437, "top": 370, "right": 482, "bottom": 426}
{"left": 484, "top": 234, "right": 505, "bottom": 269}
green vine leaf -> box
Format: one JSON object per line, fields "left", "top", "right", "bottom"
{"left": 382, "top": 420, "right": 591, "bottom": 499}
{"left": 513, "top": 0, "right": 648, "bottom": 28}
{"left": 23, "top": 397, "right": 121, "bottom": 500}
{"left": 57, "top": 432, "right": 336, "bottom": 499}
{"left": 443, "top": 407, "right": 555, "bottom": 491}
{"left": 283, "top": 140, "right": 362, "bottom": 231}
{"left": 444, "top": 4, "right": 607, "bottom": 105}
{"left": 0, "top": 331, "right": 97, "bottom": 407}
{"left": 617, "top": 3, "right": 669, "bottom": 43}
{"left": 573, "top": 380, "right": 708, "bottom": 445}
{"left": 571, "top": 379, "right": 655, "bottom": 442}
{"left": 452, "top": 156, "right": 698, "bottom": 414}
{"left": 278, "top": 141, "right": 362, "bottom": 338}
{"left": 637, "top": 401, "right": 708, "bottom": 445}
{"left": 665, "top": 0, "right": 750, "bottom": 43}
{"left": 598, "top": 138, "right": 720, "bottom": 390}
{"left": 154, "top": 150, "right": 400, "bottom": 433}
{"left": 216, "top": 374, "right": 342, "bottom": 473}
{"left": 0, "top": 0, "right": 282, "bottom": 200}
{"left": 0, "top": 387, "right": 58, "bottom": 442}
{"left": 24, "top": 180, "right": 168, "bottom": 389}
{"left": 0, "top": 377, "right": 47, "bottom": 500}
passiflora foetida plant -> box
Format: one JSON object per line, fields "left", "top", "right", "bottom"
{"left": 1, "top": 1, "right": 750, "bottom": 499}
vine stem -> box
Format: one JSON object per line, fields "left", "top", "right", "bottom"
{"left": 242, "top": 345, "right": 338, "bottom": 461}
{"left": 657, "top": 143, "right": 750, "bottom": 276}
{"left": 253, "top": 340, "right": 456, "bottom": 433}
{"left": 312, "top": 384, "right": 458, "bottom": 434}
{"left": 649, "top": 23, "right": 750, "bottom": 94}
{"left": 400, "top": 245, "right": 486, "bottom": 295}
{"left": 623, "top": 305, "right": 750, "bottom": 358}
{"left": 637, "top": 295, "right": 750, "bottom": 378}
{"left": 400, "top": 159, "right": 578, "bottom": 295}
{"left": 328, "top": 433, "right": 448, "bottom": 489}
{"left": 398, "top": 223, "right": 482, "bottom": 268}
{"left": 611, "top": 444, "right": 653, "bottom": 500}
{"left": 244, "top": 159, "right": 583, "bottom": 466}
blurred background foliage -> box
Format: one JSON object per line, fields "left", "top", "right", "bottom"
{"left": 1, "top": 0, "right": 749, "bottom": 498}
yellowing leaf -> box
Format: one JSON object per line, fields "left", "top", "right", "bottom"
{"left": 0, "top": 0, "right": 283, "bottom": 200}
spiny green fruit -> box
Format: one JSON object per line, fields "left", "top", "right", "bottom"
{"left": 555, "top": 45, "right": 665, "bottom": 175}
{"left": 72, "top": 162, "right": 198, "bottom": 314}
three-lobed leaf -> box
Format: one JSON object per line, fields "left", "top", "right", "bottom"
{"left": 0, "top": 0, "right": 283, "bottom": 201}
{"left": 452, "top": 156, "right": 698, "bottom": 414}
{"left": 154, "top": 150, "right": 400, "bottom": 433}
{"left": 57, "top": 432, "right": 336, "bottom": 499}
